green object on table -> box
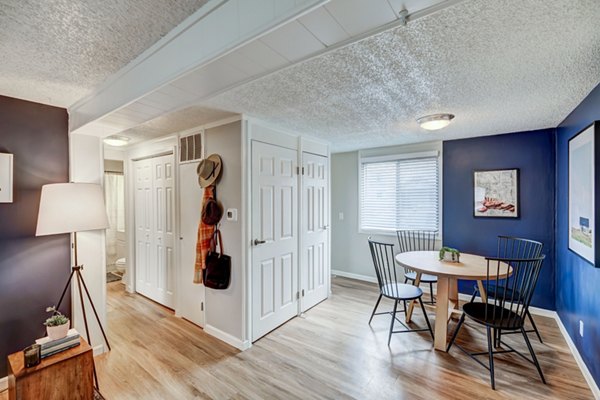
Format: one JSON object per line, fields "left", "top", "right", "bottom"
{"left": 439, "top": 246, "right": 460, "bottom": 261}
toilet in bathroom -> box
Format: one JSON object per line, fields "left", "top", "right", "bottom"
{"left": 115, "top": 257, "right": 127, "bottom": 283}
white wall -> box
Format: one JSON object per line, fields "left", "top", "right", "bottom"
{"left": 203, "top": 121, "right": 246, "bottom": 347}
{"left": 69, "top": 134, "right": 107, "bottom": 354}
{"left": 331, "top": 141, "right": 442, "bottom": 280}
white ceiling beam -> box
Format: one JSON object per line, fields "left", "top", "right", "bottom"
{"left": 69, "top": 0, "right": 329, "bottom": 134}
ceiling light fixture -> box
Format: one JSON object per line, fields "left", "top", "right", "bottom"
{"left": 103, "top": 135, "right": 131, "bottom": 147}
{"left": 417, "top": 113, "right": 455, "bottom": 130}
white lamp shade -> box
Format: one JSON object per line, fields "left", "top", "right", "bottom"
{"left": 36, "top": 183, "right": 110, "bottom": 236}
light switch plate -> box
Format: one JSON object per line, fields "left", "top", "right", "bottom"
{"left": 226, "top": 208, "right": 238, "bottom": 222}
{"left": 0, "top": 153, "right": 13, "bottom": 203}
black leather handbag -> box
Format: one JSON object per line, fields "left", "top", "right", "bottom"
{"left": 203, "top": 229, "right": 231, "bottom": 290}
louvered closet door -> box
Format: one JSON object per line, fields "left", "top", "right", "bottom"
{"left": 134, "top": 154, "right": 176, "bottom": 309}
{"left": 251, "top": 141, "right": 299, "bottom": 340}
{"left": 301, "top": 152, "right": 329, "bottom": 311}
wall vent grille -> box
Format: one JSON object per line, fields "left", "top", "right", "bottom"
{"left": 180, "top": 133, "right": 203, "bottom": 163}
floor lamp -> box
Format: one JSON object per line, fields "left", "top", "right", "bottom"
{"left": 36, "top": 182, "right": 112, "bottom": 390}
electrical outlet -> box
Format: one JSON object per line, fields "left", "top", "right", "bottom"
{"left": 338, "top": 212, "right": 344, "bottom": 221}
{"left": 579, "top": 320, "right": 584, "bottom": 337}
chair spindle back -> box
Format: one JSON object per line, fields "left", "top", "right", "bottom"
{"left": 396, "top": 230, "right": 437, "bottom": 275}
{"left": 484, "top": 254, "right": 545, "bottom": 327}
{"left": 368, "top": 238, "right": 402, "bottom": 298}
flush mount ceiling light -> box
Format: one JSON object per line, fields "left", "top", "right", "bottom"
{"left": 417, "top": 113, "right": 455, "bottom": 131}
{"left": 103, "top": 135, "right": 130, "bottom": 147}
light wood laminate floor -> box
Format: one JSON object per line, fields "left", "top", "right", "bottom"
{"left": 5, "top": 277, "right": 589, "bottom": 400}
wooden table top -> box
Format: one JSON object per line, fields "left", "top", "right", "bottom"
{"left": 8, "top": 337, "right": 91, "bottom": 378}
{"left": 395, "top": 251, "right": 511, "bottom": 280}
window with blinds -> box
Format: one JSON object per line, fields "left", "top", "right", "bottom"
{"left": 359, "top": 152, "right": 439, "bottom": 233}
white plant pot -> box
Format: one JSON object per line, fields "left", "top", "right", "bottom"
{"left": 46, "top": 321, "right": 70, "bottom": 340}
{"left": 442, "top": 252, "right": 460, "bottom": 263}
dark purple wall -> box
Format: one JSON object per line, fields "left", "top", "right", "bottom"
{"left": 0, "top": 95, "right": 70, "bottom": 377}
{"left": 443, "top": 129, "right": 556, "bottom": 310}
{"left": 556, "top": 83, "right": 600, "bottom": 386}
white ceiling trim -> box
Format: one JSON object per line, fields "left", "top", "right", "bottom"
{"left": 86, "top": 0, "right": 462, "bottom": 144}
{"left": 69, "top": 0, "right": 330, "bottom": 135}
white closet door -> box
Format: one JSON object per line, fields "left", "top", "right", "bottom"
{"left": 153, "top": 155, "right": 176, "bottom": 308}
{"left": 251, "top": 141, "right": 299, "bottom": 340}
{"left": 134, "top": 159, "right": 153, "bottom": 299}
{"left": 178, "top": 161, "right": 205, "bottom": 327}
{"left": 134, "top": 154, "right": 176, "bottom": 309}
{"left": 301, "top": 152, "right": 329, "bottom": 311}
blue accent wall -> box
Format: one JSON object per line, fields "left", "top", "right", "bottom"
{"left": 556, "top": 83, "right": 600, "bottom": 386}
{"left": 443, "top": 129, "right": 556, "bottom": 310}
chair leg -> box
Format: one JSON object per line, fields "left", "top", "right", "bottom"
{"left": 486, "top": 326, "right": 496, "bottom": 390}
{"left": 429, "top": 282, "right": 435, "bottom": 304}
{"left": 470, "top": 288, "right": 478, "bottom": 303}
{"left": 418, "top": 297, "right": 434, "bottom": 340}
{"left": 404, "top": 278, "right": 409, "bottom": 284}
{"left": 388, "top": 300, "right": 398, "bottom": 346}
{"left": 369, "top": 294, "right": 383, "bottom": 325}
{"left": 527, "top": 310, "right": 543, "bottom": 343}
{"left": 521, "top": 327, "right": 546, "bottom": 384}
{"left": 447, "top": 313, "right": 465, "bottom": 352}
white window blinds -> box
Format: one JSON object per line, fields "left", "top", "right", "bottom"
{"left": 360, "top": 152, "right": 439, "bottom": 232}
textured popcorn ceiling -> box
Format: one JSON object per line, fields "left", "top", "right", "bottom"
{"left": 0, "top": 0, "right": 208, "bottom": 107}
{"left": 115, "top": 106, "right": 237, "bottom": 144}
{"left": 205, "top": 0, "right": 600, "bottom": 152}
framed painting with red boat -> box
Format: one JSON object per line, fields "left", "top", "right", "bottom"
{"left": 473, "top": 168, "right": 519, "bottom": 218}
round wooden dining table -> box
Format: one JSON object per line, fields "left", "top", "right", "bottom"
{"left": 395, "top": 251, "right": 511, "bottom": 351}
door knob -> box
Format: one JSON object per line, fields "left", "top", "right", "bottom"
{"left": 254, "top": 239, "right": 266, "bottom": 246}
{"left": 323, "top": 225, "right": 329, "bottom": 230}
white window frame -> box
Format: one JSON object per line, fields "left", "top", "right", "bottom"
{"left": 358, "top": 150, "right": 442, "bottom": 237}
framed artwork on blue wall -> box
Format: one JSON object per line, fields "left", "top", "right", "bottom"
{"left": 568, "top": 121, "right": 600, "bottom": 267}
{"left": 473, "top": 168, "right": 519, "bottom": 218}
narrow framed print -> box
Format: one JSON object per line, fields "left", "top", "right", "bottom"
{"left": 0, "top": 153, "right": 13, "bottom": 203}
{"left": 473, "top": 169, "right": 519, "bottom": 218}
{"left": 568, "top": 121, "right": 599, "bottom": 266}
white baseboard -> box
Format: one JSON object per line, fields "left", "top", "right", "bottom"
{"left": 331, "top": 271, "right": 599, "bottom": 397}
{"left": 0, "top": 376, "right": 7, "bottom": 392}
{"left": 93, "top": 344, "right": 105, "bottom": 356}
{"left": 555, "top": 315, "right": 600, "bottom": 399}
{"left": 205, "top": 324, "right": 251, "bottom": 351}
{"left": 331, "top": 269, "right": 377, "bottom": 283}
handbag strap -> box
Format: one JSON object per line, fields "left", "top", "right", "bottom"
{"left": 210, "top": 229, "right": 224, "bottom": 255}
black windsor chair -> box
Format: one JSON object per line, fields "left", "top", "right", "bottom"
{"left": 368, "top": 238, "right": 434, "bottom": 346}
{"left": 447, "top": 251, "right": 546, "bottom": 389}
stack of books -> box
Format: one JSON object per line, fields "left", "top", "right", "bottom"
{"left": 35, "top": 329, "right": 81, "bottom": 359}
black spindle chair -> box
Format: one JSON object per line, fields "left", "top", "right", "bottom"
{"left": 447, "top": 253, "right": 546, "bottom": 390}
{"left": 396, "top": 230, "right": 438, "bottom": 304}
{"left": 368, "top": 238, "right": 434, "bottom": 346}
{"left": 470, "top": 236, "right": 544, "bottom": 343}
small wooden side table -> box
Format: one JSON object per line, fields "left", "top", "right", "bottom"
{"left": 7, "top": 337, "right": 94, "bottom": 400}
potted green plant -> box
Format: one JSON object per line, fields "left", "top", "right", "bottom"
{"left": 439, "top": 246, "right": 460, "bottom": 263}
{"left": 44, "top": 306, "right": 70, "bottom": 340}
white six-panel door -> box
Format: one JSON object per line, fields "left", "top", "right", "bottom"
{"left": 134, "top": 154, "right": 176, "bottom": 309}
{"left": 301, "top": 152, "right": 329, "bottom": 312}
{"left": 251, "top": 141, "right": 299, "bottom": 340}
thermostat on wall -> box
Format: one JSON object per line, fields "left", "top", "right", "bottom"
{"left": 226, "top": 208, "right": 238, "bottom": 222}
